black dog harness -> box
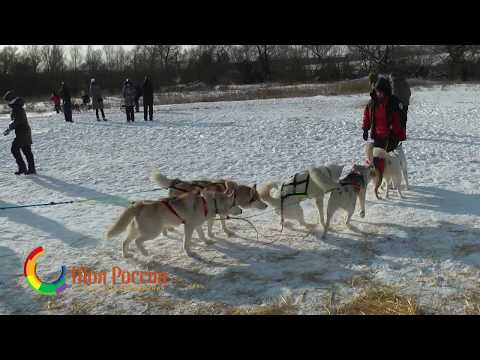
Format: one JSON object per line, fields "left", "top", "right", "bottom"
{"left": 279, "top": 172, "right": 310, "bottom": 228}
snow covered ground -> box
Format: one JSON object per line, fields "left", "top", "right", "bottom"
{"left": 0, "top": 84, "right": 479, "bottom": 314}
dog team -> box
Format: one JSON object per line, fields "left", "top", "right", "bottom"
{"left": 105, "top": 72, "right": 411, "bottom": 257}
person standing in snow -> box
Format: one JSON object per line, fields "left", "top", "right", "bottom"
{"left": 142, "top": 76, "right": 154, "bottom": 121}
{"left": 362, "top": 77, "right": 406, "bottom": 193}
{"left": 122, "top": 79, "right": 136, "bottom": 122}
{"left": 3, "top": 90, "right": 36, "bottom": 175}
{"left": 89, "top": 78, "right": 106, "bottom": 121}
{"left": 390, "top": 70, "right": 411, "bottom": 130}
{"left": 59, "top": 81, "right": 73, "bottom": 123}
{"left": 51, "top": 91, "right": 61, "bottom": 114}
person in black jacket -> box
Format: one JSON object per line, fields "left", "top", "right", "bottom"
{"left": 3, "top": 90, "right": 36, "bottom": 175}
{"left": 59, "top": 81, "right": 73, "bottom": 122}
{"left": 142, "top": 76, "right": 154, "bottom": 121}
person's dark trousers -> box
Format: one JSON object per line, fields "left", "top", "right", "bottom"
{"left": 144, "top": 103, "right": 153, "bottom": 121}
{"left": 135, "top": 98, "right": 140, "bottom": 112}
{"left": 63, "top": 102, "right": 73, "bottom": 122}
{"left": 400, "top": 105, "right": 408, "bottom": 129}
{"left": 54, "top": 104, "right": 61, "bottom": 114}
{"left": 96, "top": 108, "right": 106, "bottom": 120}
{"left": 126, "top": 106, "right": 135, "bottom": 122}
{"left": 11, "top": 139, "right": 35, "bottom": 174}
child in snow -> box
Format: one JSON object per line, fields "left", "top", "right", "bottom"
{"left": 3, "top": 90, "right": 36, "bottom": 175}
{"left": 51, "top": 92, "right": 61, "bottom": 113}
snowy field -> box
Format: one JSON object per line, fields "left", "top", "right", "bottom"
{"left": 0, "top": 84, "right": 479, "bottom": 314}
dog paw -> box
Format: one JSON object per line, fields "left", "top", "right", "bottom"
{"left": 123, "top": 251, "right": 133, "bottom": 258}
{"left": 204, "top": 239, "right": 215, "bottom": 245}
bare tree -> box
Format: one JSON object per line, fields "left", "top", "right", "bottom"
{"left": 102, "top": 45, "right": 116, "bottom": 71}
{"left": 0, "top": 46, "right": 19, "bottom": 75}
{"left": 41, "top": 45, "right": 65, "bottom": 73}
{"left": 255, "top": 45, "right": 276, "bottom": 81}
{"left": 23, "top": 45, "right": 42, "bottom": 73}
{"left": 348, "top": 45, "right": 398, "bottom": 73}
{"left": 84, "top": 45, "right": 104, "bottom": 73}
{"left": 68, "top": 45, "right": 83, "bottom": 72}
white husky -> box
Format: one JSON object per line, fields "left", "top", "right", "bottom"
{"left": 322, "top": 164, "right": 375, "bottom": 238}
{"left": 374, "top": 148, "right": 404, "bottom": 199}
{"left": 258, "top": 164, "right": 344, "bottom": 229}
{"left": 105, "top": 189, "right": 242, "bottom": 257}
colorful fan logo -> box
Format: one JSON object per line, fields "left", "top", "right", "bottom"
{"left": 23, "top": 246, "right": 69, "bottom": 296}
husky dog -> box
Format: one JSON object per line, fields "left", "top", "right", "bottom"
{"left": 151, "top": 170, "right": 267, "bottom": 237}
{"left": 106, "top": 189, "right": 242, "bottom": 257}
{"left": 374, "top": 148, "right": 404, "bottom": 199}
{"left": 258, "top": 164, "right": 344, "bottom": 229}
{"left": 322, "top": 164, "right": 375, "bottom": 239}
{"left": 372, "top": 148, "right": 405, "bottom": 199}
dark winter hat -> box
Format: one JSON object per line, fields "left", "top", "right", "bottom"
{"left": 368, "top": 72, "right": 378, "bottom": 85}
{"left": 3, "top": 90, "right": 15, "bottom": 102}
{"left": 374, "top": 77, "right": 392, "bottom": 97}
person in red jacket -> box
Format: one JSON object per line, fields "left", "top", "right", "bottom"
{"left": 51, "top": 92, "right": 61, "bottom": 114}
{"left": 362, "top": 76, "right": 406, "bottom": 197}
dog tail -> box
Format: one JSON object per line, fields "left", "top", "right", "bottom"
{"left": 105, "top": 204, "right": 140, "bottom": 239}
{"left": 151, "top": 170, "right": 173, "bottom": 188}
{"left": 257, "top": 182, "right": 281, "bottom": 208}
{"left": 309, "top": 167, "right": 340, "bottom": 193}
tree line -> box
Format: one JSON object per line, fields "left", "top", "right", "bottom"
{"left": 1, "top": 45, "right": 479, "bottom": 98}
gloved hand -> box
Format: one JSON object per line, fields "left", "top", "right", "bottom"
{"left": 362, "top": 129, "right": 369, "bottom": 141}
{"left": 3, "top": 129, "right": 10, "bottom": 136}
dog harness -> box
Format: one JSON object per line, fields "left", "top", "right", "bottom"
{"left": 279, "top": 172, "right": 310, "bottom": 228}
{"left": 170, "top": 179, "right": 227, "bottom": 194}
{"left": 339, "top": 172, "right": 365, "bottom": 193}
{"left": 169, "top": 179, "right": 205, "bottom": 193}
{"left": 200, "top": 196, "right": 209, "bottom": 217}
{"left": 280, "top": 171, "right": 310, "bottom": 200}
{"left": 159, "top": 199, "right": 185, "bottom": 224}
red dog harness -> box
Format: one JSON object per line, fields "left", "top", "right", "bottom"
{"left": 339, "top": 172, "right": 365, "bottom": 193}
{"left": 200, "top": 196, "right": 208, "bottom": 217}
{"left": 160, "top": 199, "right": 185, "bottom": 224}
